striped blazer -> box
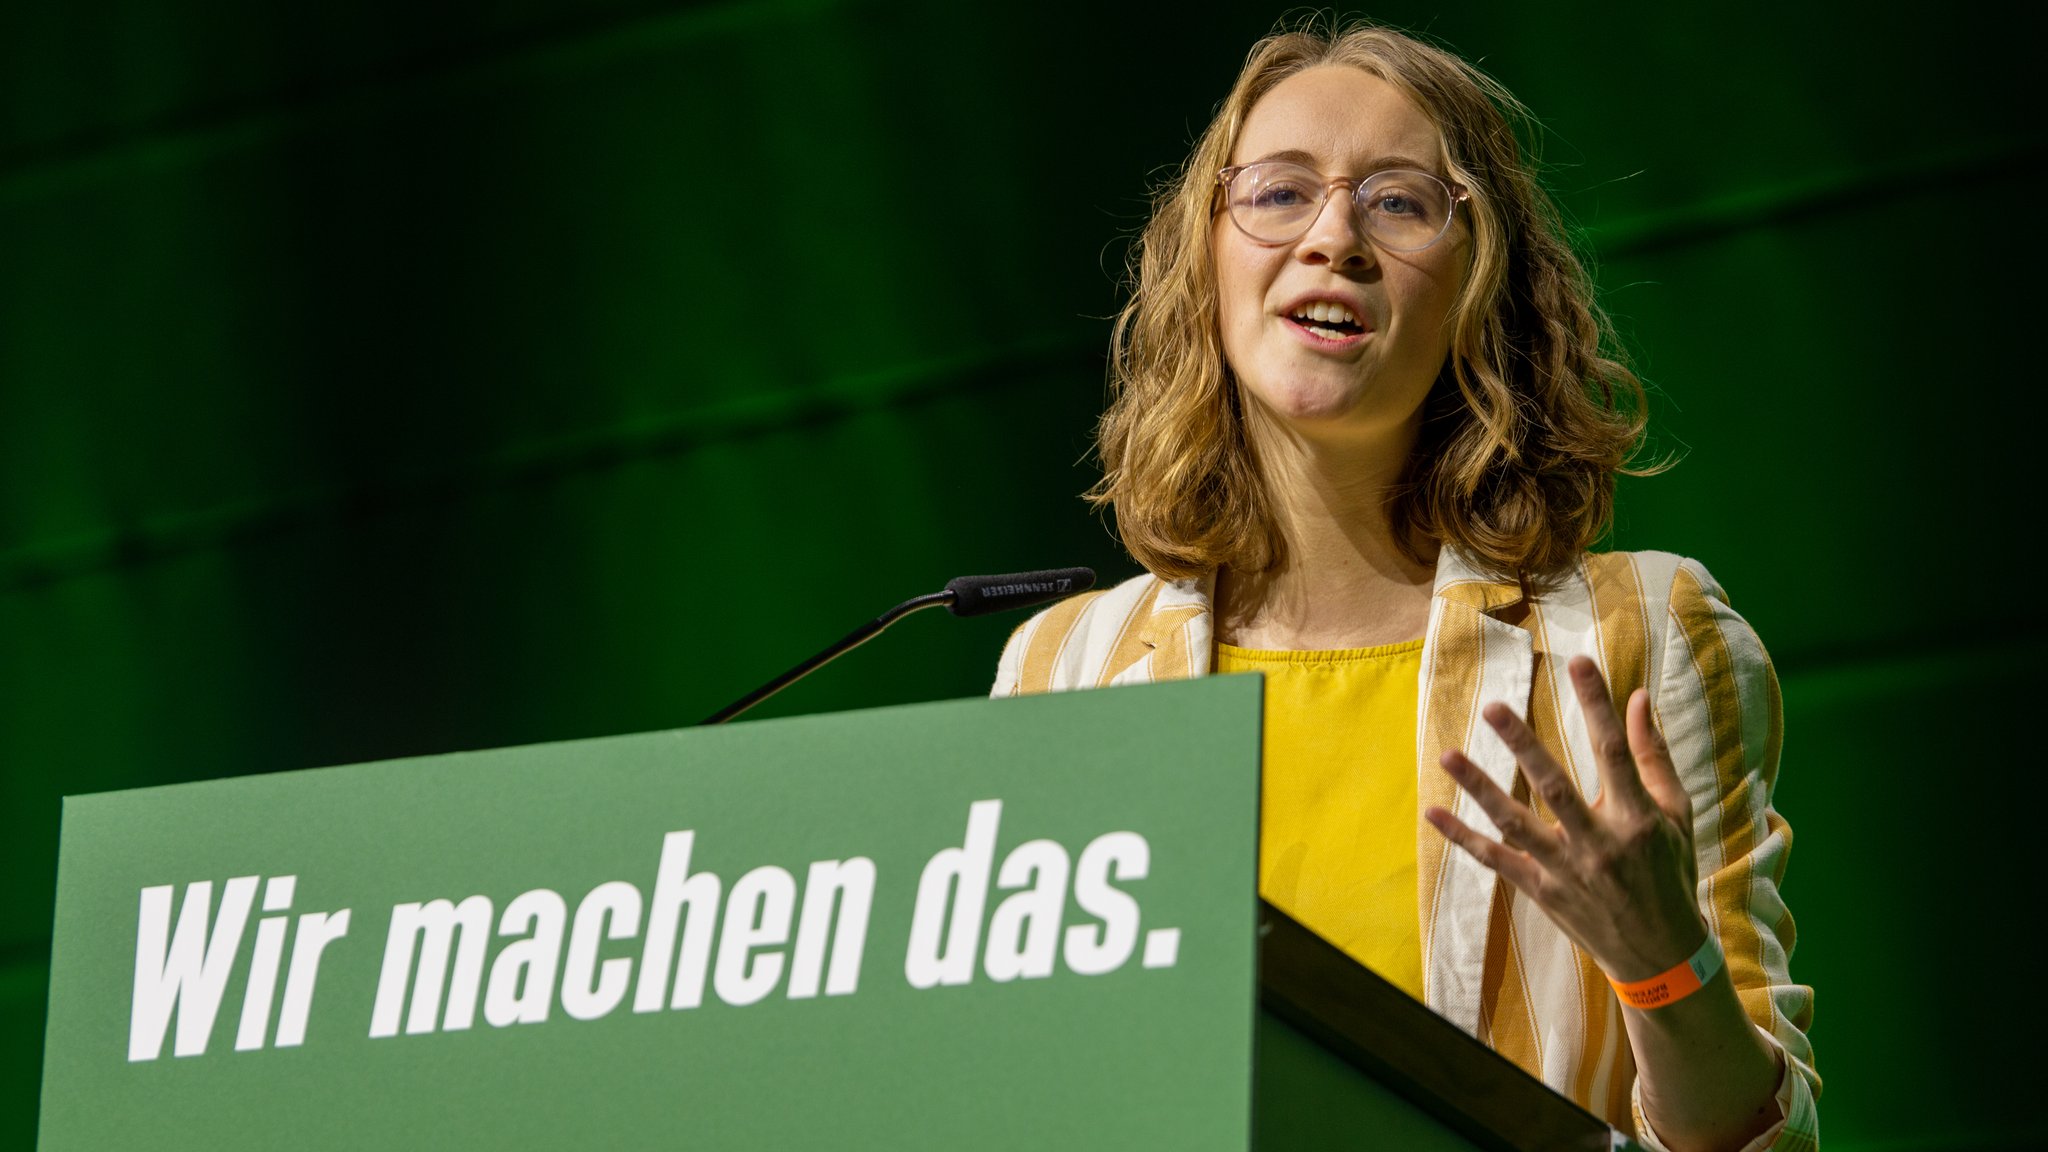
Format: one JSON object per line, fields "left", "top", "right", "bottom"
{"left": 992, "top": 549, "right": 1819, "bottom": 1151}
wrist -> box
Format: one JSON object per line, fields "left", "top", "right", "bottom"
{"left": 1609, "top": 932, "right": 1722, "bottom": 1011}
{"left": 1599, "top": 907, "right": 1710, "bottom": 982}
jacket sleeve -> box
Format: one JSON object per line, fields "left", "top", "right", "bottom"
{"left": 1631, "top": 558, "right": 1819, "bottom": 1152}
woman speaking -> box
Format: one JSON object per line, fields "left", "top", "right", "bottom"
{"left": 993, "top": 21, "right": 1818, "bottom": 1152}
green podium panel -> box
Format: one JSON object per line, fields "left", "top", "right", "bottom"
{"left": 42, "top": 679, "right": 1263, "bottom": 1150}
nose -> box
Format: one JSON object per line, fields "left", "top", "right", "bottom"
{"left": 1295, "top": 186, "right": 1375, "bottom": 270}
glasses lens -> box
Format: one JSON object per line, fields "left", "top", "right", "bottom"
{"left": 1227, "top": 162, "right": 1325, "bottom": 243}
{"left": 1358, "top": 170, "right": 1454, "bottom": 251}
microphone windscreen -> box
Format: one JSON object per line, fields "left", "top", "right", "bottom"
{"left": 944, "top": 568, "right": 1097, "bottom": 618}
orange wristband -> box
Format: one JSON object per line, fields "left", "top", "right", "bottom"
{"left": 1609, "top": 934, "right": 1723, "bottom": 1010}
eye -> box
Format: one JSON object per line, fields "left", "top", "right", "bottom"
{"left": 1368, "top": 189, "right": 1426, "bottom": 217}
{"left": 1361, "top": 174, "right": 1451, "bottom": 223}
{"left": 1247, "top": 180, "right": 1316, "bottom": 210}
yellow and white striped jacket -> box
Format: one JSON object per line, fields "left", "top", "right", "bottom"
{"left": 992, "top": 549, "right": 1819, "bottom": 1151}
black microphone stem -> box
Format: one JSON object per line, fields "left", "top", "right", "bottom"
{"left": 699, "top": 591, "right": 956, "bottom": 725}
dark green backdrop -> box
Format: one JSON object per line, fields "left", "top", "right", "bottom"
{"left": 2, "top": 1, "right": 2038, "bottom": 1148}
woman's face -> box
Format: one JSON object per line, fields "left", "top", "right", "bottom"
{"left": 1213, "top": 65, "right": 1470, "bottom": 448}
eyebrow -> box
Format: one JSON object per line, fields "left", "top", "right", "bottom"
{"left": 1245, "top": 148, "right": 1441, "bottom": 174}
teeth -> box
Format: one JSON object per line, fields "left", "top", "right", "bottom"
{"left": 1294, "top": 301, "right": 1359, "bottom": 326}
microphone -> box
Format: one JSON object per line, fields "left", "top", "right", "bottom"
{"left": 943, "top": 568, "right": 1096, "bottom": 617}
{"left": 700, "top": 567, "right": 1097, "bottom": 725}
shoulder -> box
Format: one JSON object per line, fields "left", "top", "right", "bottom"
{"left": 990, "top": 572, "right": 1207, "bottom": 697}
{"left": 1523, "top": 550, "right": 1770, "bottom": 700}
{"left": 1533, "top": 550, "right": 1751, "bottom": 639}
{"left": 1573, "top": 551, "right": 1781, "bottom": 787}
{"left": 1527, "top": 549, "right": 1699, "bottom": 614}
{"left": 1596, "top": 550, "right": 1770, "bottom": 680}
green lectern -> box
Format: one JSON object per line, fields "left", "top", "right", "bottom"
{"left": 40, "top": 676, "right": 1629, "bottom": 1150}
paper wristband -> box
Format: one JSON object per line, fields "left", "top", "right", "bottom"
{"left": 1609, "top": 934, "right": 1723, "bottom": 1010}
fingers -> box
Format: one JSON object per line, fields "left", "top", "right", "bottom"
{"left": 1423, "top": 805, "right": 1544, "bottom": 893}
{"left": 1565, "top": 656, "right": 1655, "bottom": 813}
{"left": 1439, "top": 749, "right": 1565, "bottom": 866}
{"left": 1479, "top": 700, "right": 1598, "bottom": 842}
{"left": 1625, "top": 689, "right": 1690, "bottom": 820}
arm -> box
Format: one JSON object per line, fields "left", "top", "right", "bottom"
{"left": 1631, "top": 560, "right": 1819, "bottom": 1152}
{"left": 1427, "top": 559, "right": 1817, "bottom": 1152}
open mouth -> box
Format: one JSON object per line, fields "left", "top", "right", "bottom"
{"left": 1287, "top": 301, "right": 1366, "bottom": 340}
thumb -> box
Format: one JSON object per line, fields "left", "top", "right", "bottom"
{"left": 1627, "top": 689, "right": 1689, "bottom": 822}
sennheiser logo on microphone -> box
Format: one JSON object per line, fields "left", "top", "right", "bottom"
{"left": 982, "top": 579, "right": 1071, "bottom": 598}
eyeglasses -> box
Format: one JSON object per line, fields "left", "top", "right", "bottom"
{"left": 1216, "top": 162, "right": 1469, "bottom": 252}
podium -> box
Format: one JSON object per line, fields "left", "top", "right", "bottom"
{"left": 39, "top": 677, "right": 1630, "bottom": 1150}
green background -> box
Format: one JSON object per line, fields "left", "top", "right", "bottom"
{"left": 2, "top": 0, "right": 2037, "bottom": 1147}
{"left": 42, "top": 679, "right": 1261, "bottom": 1150}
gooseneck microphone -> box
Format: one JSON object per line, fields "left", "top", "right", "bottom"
{"left": 700, "top": 567, "right": 1096, "bottom": 725}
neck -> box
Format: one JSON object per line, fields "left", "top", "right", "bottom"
{"left": 1215, "top": 409, "right": 1437, "bottom": 650}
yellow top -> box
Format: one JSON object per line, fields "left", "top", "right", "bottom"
{"left": 1216, "top": 638, "right": 1426, "bottom": 1002}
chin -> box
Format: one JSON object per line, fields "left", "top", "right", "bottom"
{"left": 1276, "top": 396, "right": 1363, "bottom": 426}
{"left": 1261, "top": 397, "right": 1375, "bottom": 438}
{"left": 1253, "top": 374, "right": 1368, "bottom": 424}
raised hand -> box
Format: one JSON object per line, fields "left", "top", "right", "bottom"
{"left": 1424, "top": 655, "right": 1707, "bottom": 982}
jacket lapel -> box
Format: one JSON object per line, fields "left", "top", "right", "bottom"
{"left": 1416, "top": 552, "right": 1535, "bottom": 1036}
{"left": 1103, "top": 574, "right": 1213, "bottom": 686}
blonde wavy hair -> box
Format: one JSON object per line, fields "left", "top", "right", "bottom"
{"left": 1088, "top": 19, "right": 1652, "bottom": 582}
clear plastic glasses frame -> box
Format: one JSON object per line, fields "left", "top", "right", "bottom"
{"left": 1216, "top": 162, "right": 1470, "bottom": 252}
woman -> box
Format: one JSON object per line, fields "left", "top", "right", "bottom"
{"left": 992, "top": 21, "right": 1818, "bottom": 1152}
